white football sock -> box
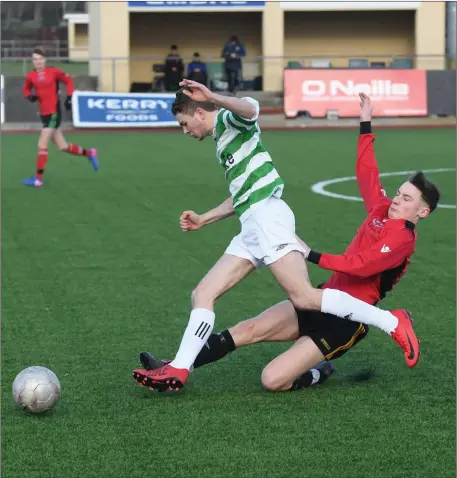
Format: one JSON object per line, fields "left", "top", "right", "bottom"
{"left": 321, "top": 289, "right": 398, "bottom": 334}
{"left": 170, "top": 308, "right": 215, "bottom": 370}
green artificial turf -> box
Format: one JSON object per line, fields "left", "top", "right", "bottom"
{"left": 2, "top": 128, "right": 455, "bottom": 477}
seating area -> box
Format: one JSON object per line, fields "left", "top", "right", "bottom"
{"left": 286, "top": 57, "right": 414, "bottom": 69}
{"left": 148, "top": 60, "right": 263, "bottom": 92}
{"left": 137, "top": 55, "right": 417, "bottom": 93}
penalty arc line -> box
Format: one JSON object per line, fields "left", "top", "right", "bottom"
{"left": 311, "top": 168, "right": 456, "bottom": 209}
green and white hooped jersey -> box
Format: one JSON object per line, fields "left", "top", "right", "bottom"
{"left": 213, "top": 97, "right": 284, "bottom": 222}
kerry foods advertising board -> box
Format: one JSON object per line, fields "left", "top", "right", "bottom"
{"left": 284, "top": 69, "right": 427, "bottom": 118}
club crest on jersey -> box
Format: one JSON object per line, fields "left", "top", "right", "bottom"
{"left": 372, "top": 219, "right": 384, "bottom": 228}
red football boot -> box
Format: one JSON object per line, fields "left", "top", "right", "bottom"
{"left": 390, "top": 310, "right": 420, "bottom": 368}
{"left": 132, "top": 364, "right": 189, "bottom": 392}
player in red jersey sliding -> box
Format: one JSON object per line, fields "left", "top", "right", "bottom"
{"left": 22, "top": 46, "right": 98, "bottom": 187}
{"left": 133, "top": 93, "right": 440, "bottom": 392}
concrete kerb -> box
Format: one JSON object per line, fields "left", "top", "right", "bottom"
{"left": 2, "top": 115, "right": 455, "bottom": 134}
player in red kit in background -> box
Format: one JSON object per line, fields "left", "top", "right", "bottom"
{"left": 22, "top": 47, "right": 98, "bottom": 187}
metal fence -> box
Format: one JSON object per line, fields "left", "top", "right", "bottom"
{"left": 2, "top": 54, "right": 455, "bottom": 93}
{"left": 1, "top": 40, "right": 71, "bottom": 59}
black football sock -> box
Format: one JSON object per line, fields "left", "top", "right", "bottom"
{"left": 193, "top": 330, "right": 236, "bottom": 369}
{"left": 291, "top": 370, "right": 318, "bottom": 390}
{"left": 291, "top": 362, "right": 335, "bottom": 391}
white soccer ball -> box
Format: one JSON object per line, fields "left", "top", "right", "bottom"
{"left": 12, "top": 366, "right": 61, "bottom": 413}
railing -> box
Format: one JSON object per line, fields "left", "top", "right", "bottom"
{"left": 2, "top": 54, "right": 455, "bottom": 92}
{"left": 1, "top": 40, "right": 70, "bottom": 59}
{"left": 282, "top": 54, "right": 456, "bottom": 70}
{"left": 63, "top": 2, "right": 88, "bottom": 14}
{"left": 4, "top": 53, "right": 455, "bottom": 67}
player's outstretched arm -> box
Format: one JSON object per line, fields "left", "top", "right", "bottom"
{"left": 180, "top": 197, "right": 235, "bottom": 232}
{"left": 356, "top": 93, "right": 387, "bottom": 213}
{"left": 179, "top": 79, "right": 257, "bottom": 120}
{"left": 308, "top": 227, "right": 415, "bottom": 278}
{"left": 200, "top": 196, "right": 235, "bottom": 225}
{"left": 211, "top": 92, "right": 257, "bottom": 120}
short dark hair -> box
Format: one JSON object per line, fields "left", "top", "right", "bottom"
{"left": 193, "top": 52, "right": 200, "bottom": 57}
{"left": 408, "top": 171, "right": 440, "bottom": 213}
{"left": 170, "top": 44, "right": 178, "bottom": 50}
{"left": 230, "top": 35, "right": 239, "bottom": 43}
{"left": 171, "top": 87, "right": 218, "bottom": 116}
{"left": 33, "top": 46, "right": 45, "bottom": 57}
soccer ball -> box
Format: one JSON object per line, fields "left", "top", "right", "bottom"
{"left": 12, "top": 366, "right": 61, "bottom": 413}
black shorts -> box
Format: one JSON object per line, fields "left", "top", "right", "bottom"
{"left": 296, "top": 308, "right": 369, "bottom": 360}
{"left": 41, "top": 104, "right": 61, "bottom": 129}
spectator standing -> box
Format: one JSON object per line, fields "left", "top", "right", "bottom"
{"left": 221, "top": 35, "right": 246, "bottom": 94}
{"left": 164, "top": 44, "right": 184, "bottom": 92}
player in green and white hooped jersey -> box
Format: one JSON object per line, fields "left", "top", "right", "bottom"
{"left": 131, "top": 81, "right": 418, "bottom": 392}
{"left": 214, "top": 102, "right": 284, "bottom": 221}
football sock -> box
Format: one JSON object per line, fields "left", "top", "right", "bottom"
{"left": 36, "top": 148, "right": 48, "bottom": 179}
{"left": 170, "top": 308, "right": 215, "bottom": 370}
{"left": 65, "top": 144, "right": 91, "bottom": 157}
{"left": 291, "top": 362, "right": 333, "bottom": 391}
{"left": 321, "top": 289, "right": 398, "bottom": 334}
{"left": 193, "top": 330, "right": 236, "bottom": 369}
{"left": 291, "top": 369, "right": 321, "bottom": 390}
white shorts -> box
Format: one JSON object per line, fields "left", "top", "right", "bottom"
{"left": 225, "top": 196, "right": 305, "bottom": 268}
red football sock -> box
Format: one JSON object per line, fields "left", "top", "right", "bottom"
{"left": 65, "top": 144, "right": 90, "bottom": 157}
{"left": 36, "top": 148, "right": 48, "bottom": 179}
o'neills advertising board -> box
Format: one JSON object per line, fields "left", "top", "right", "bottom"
{"left": 284, "top": 69, "right": 427, "bottom": 118}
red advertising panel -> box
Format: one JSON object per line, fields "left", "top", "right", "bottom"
{"left": 284, "top": 69, "right": 427, "bottom": 118}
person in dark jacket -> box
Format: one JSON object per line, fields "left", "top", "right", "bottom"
{"left": 187, "top": 52, "right": 208, "bottom": 86}
{"left": 164, "top": 45, "right": 184, "bottom": 92}
{"left": 221, "top": 35, "right": 246, "bottom": 93}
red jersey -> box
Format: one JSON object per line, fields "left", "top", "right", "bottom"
{"left": 23, "top": 67, "right": 74, "bottom": 116}
{"left": 308, "top": 125, "right": 417, "bottom": 305}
